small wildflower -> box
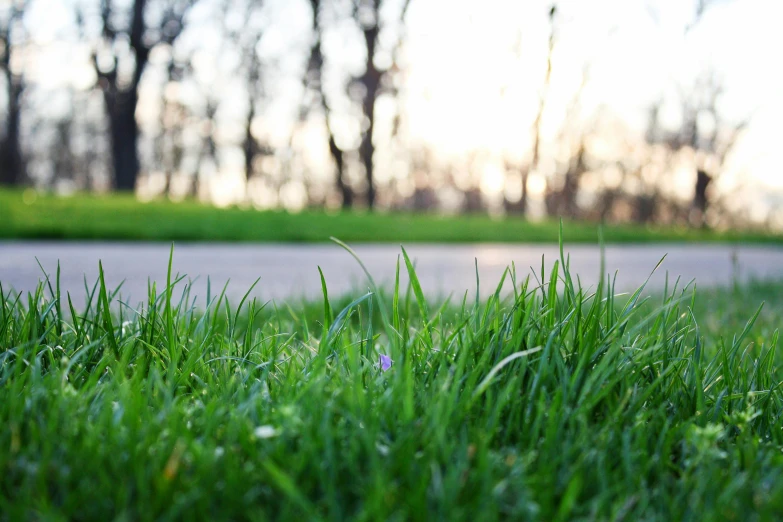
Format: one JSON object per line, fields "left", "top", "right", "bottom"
{"left": 254, "top": 425, "right": 279, "bottom": 439}
{"left": 380, "top": 354, "right": 393, "bottom": 371}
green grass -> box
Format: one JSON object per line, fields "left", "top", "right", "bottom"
{"left": 1, "top": 242, "right": 783, "bottom": 521}
{"left": 2, "top": 188, "right": 782, "bottom": 243}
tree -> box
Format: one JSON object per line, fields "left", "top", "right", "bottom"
{"left": 545, "top": 139, "right": 586, "bottom": 218}
{"left": 544, "top": 65, "right": 591, "bottom": 219}
{"left": 303, "top": 0, "right": 411, "bottom": 210}
{"left": 154, "top": 55, "right": 187, "bottom": 196}
{"left": 658, "top": 76, "right": 748, "bottom": 227}
{"left": 231, "top": 0, "right": 271, "bottom": 191}
{"left": 643, "top": 0, "right": 750, "bottom": 227}
{"left": 505, "top": 4, "right": 557, "bottom": 215}
{"left": 92, "top": 0, "right": 194, "bottom": 191}
{"left": 303, "top": 0, "right": 353, "bottom": 208}
{"left": 241, "top": 45, "right": 263, "bottom": 187}
{"left": 0, "top": 1, "right": 26, "bottom": 186}
{"left": 351, "top": 0, "right": 412, "bottom": 209}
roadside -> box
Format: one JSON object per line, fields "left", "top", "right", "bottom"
{"left": 3, "top": 189, "right": 781, "bottom": 244}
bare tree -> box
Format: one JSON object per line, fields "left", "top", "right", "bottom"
{"left": 189, "top": 98, "right": 217, "bottom": 198}
{"left": 661, "top": 76, "right": 748, "bottom": 227}
{"left": 505, "top": 4, "right": 557, "bottom": 215}
{"left": 92, "top": 0, "right": 195, "bottom": 191}
{"left": 544, "top": 65, "right": 591, "bottom": 219}
{"left": 303, "top": 0, "right": 353, "bottom": 208}
{"left": 242, "top": 48, "right": 263, "bottom": 186}
{"left": 0, "top": 1, "right": 26, "bottom": 186}
{"left": 680, "top": 1, "right": 739, "bottom": 227}
{"left": 633, "top": 103, "right": 667, "bottom": 223}
{"left": 641, "top": 0, "right": 750, "bottom": 227}
{"left": 351, "top": 0, "right": 412, "bottom": 209}
{"left": 545, "top": 140, "right": 587, "bottom": 218}
{"left": 51, "top": 118, "right": 76, "bottom": 189}
{"left": 303, "top": 0, "right": 411, "bottom": 209}
{"left": 232, "top": 1, "right": 272, "bottom": 192}
{"left": 155, "top": 56, "right": 187, "bottom": 196}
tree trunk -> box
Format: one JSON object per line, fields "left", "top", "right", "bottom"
{"left": 305, "top": 0, "right": 354, "bottom": 209}
{"left": 0, "top": 48, "right": 24, "bottom": 186}
{"left": 95, "top": 0, "right": 155, "bottom": 193}
{"left": 244, "top": 103, "right": 256, "bottom": 183}
{"left": 329, "top": 134, "right": 352, "bottom": 209}
{"left": 693, "top": 169, "right": 711, "bottom": 213}
{"left": 560, "top": 143, "right": 585, "bottom": 219}
{"left": 504, "top": 168, "right": 528, "bottom": 214}
{"left": 359, "top": 25, "right": 381, "bottom": 210}
{"left": 359, "top": 95, "right": 377, "bottom": 209}
{"left": 0, "top": 89, "right": 23, "bottom": 186}
{"left": 692, "top": 169, "right": 712, "bottom": 228}
{"left": 506, "top": 6, "right": 556, "bottom": 216}
{"left": 106, "top": 91, "right": 141, "bottom": 191}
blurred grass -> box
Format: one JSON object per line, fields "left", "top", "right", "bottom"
{"left": 2, "top": 188, "right": 781, "bottom": 243}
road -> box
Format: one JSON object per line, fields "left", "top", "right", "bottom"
{"left": 2, "top": 242, "right": 783, "bottom": 305}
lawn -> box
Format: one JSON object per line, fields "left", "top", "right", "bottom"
{"left": 2, "top": 188, "right": 782, "bottom": 244}
{"left": 1, "top": 243, "right": 782, "bottom": 520}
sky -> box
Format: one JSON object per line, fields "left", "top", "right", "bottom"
{"left": 7, "top": 0, "right": 783, "bottom": 219}
{"left": 401, "top": 0, "right": 782, "bottom": 189}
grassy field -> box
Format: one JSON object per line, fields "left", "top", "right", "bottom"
{"left": 2, "top": 188, "right": 782, "bottom": 244}
{"left": 1, "top": 243, "right": 782, "bottom": 521}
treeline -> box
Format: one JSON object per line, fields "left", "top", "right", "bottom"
{"left": 0, "top": 0, "right": 761, "bottom": 228}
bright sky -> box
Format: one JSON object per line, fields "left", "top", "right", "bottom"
{"left": 401, "top": 0, "right": 782, "bottom": 187}
{"left": 9, "top": 0, "right": 783, "bottom": 216}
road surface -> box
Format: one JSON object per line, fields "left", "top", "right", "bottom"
{"left": 2, "top": 242, "right": 783, "bottom": 304}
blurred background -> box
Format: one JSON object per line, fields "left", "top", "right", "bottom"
{"left": 0, "top": 0, "right": 781, "bottom": 229}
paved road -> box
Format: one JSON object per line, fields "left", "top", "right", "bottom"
{"left": 2, "top": 242, "right": 783, "bottom": 304}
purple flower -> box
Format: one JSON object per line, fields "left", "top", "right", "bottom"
{"left": 379, "top": 354, "right": 393, "bottom": 372}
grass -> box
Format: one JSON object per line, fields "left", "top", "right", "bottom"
{"left": 1, "top": 240, "right": 783, "bottom": 521}
{"left": 2, "top": 188, "right": 782, "bottom": 244}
